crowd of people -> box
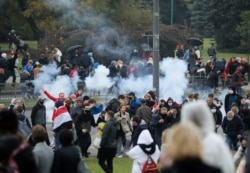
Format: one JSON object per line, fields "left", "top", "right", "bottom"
{"left": 1, "top": 83, "right": 250, "bottom": 172}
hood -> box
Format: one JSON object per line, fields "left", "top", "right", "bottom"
{"left": 181, "top": 100, "right": 214, "bottom": 136}
{"left": 167, "top": 97, "right": 173, "bottom": 102}
{"left": 137, "top": 129, "right": 153, "bottom": 145}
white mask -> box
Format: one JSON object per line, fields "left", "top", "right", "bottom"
{"left": 211, "top": 109, "right": 216, "bottom": 113}
{"left": 227, "top": 117, "right": 233, "bottom": 121}
{"left": 168, "top": 103, "right": 173, "bottom": 106}
{"left": 228, "top": 90, "right": 233, "bottom": 94}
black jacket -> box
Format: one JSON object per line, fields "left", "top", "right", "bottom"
{"left": 161, "top": 157, "right": 221, "bottom": 173}
{"left": 51, "top": 145, "right": 81, "bottom": 173}
{"left": 31, "top": 102, "right": 46, "bottom": 126}
{"left": 100, "top": 118, "right": 117, "bottom": 148}
{"left": 222, "top": 115, "right": 244, "bottom": 138}
{"left": 0, "top": 136, "right": 38, "bottom": 173}
{"left": 75, "top": 111, "right": 96, "bottom": 134}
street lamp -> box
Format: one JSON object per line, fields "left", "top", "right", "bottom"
{"left": 153, "top": 0, "right": 160, "bottom": 98}
{"left": 170, "top": 0, "right": 174, "bottom": 25}
{"left": 141, "top": 33, "right": 154, "bottom": 51}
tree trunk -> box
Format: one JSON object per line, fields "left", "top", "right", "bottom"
{"left": 16, "top": 0, "right": 44, "bottom": 39}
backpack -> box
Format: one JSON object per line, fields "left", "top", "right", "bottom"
{"left": 141, "top": 155, "right": 159, "bottom": 173}
{"left": 0, "top": 143, "right": 28, "bottom": 173}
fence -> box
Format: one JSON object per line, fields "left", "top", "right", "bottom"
{"left": 1, "top": 74, "right": 249, "bottom": 101}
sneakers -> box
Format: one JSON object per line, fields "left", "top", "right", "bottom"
{"left": 117, "top": 155, "right": 123, "bottom": 158}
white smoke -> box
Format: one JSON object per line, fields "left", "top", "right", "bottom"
{"left": 85, "top": 58, "right": 188, "bottom": 103}
{"left": 159, "top": 58, "right": 188, "bottom": 102}
{"left": 33, "top": 63, "right": 80, "bottom": 122}
{"left": 85, "top": 65, "right": 114, "bottom": 91}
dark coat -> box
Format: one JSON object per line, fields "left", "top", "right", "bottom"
{"left": 0, "top": 136, "right": 38, "bottom": 173}
{"left": 224, "top": 92, "right": 240, "bottom": 113}
{"left": 222, "top": 115, "right": 244, "bottom": 139}
{"left": 75, "top": 111, "right": 96, "bottom": 134}
{"left": 161, "top": 157, "right": 221, "bottom": 173}
{"left": 51, "top": 145, "right": 81, "bottom": 173}
{"left": 100, "top": 118, "right": 117, "bottom": 148}
{"left": 31, "top": 102, "right": 46, "bottom": 126}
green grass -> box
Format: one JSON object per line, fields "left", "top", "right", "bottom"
{"left": 201, "top": 38, "right": 249, "bottom": 61}
{"left": 0, "top": 40, "right": 38, "bottom": 51}
{"left": 84, "top": 157, "right": 133, "bottom": 173}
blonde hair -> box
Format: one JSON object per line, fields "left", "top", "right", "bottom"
{"left": 168, "top": 122, "right": 203, "bottom": 162}
{"left": 231, "top": 105, "right": 239, "bottom": 114}
{"left": 0, "top": 104, "right": 6, "bottom": 111}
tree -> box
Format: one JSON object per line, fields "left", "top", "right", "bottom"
{"left": 236, "top": 11, "right": 250, "bottom": 51}
{"left": 190, "top": 0, "right": 214, "bottom": 37}
{"left": 208, "top": 0, "right": 250, "bottom": 49}
{"left": 159, "top": 0, "right": 190, "bottom": 26}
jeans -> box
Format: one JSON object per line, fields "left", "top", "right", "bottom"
{"left": 116, "top": 134, "right": 131, "bottom": 155}
{"left": 54, "top": 132, "right": 61, "bottom": 149}
{"left": 20, "top": 82, "right": 28, "bottom": 99}
{"left": 225, "top": 135, "right": 240, "bottom": 151}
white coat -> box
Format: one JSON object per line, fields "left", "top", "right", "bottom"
{"left": 127, "top": 129, "right": 160, "bottom": 173}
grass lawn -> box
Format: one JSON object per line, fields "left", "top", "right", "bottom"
{"left": 201, "top": 38, "right": 249, "bottom": 61}
{"left": 84, "top": 157, "right": 133, "bottom": 173}
{"left": 0, "top": 40, "right": 38, "bottom": 51}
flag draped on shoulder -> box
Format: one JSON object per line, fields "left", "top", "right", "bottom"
{"left": 53, "top": 106, "right": 72, "bottom": 132}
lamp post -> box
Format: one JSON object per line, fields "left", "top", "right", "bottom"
{"left": 153, "top": 0, "right": 160, "bottom": 98}
{"left": 170, "top": 0, "right": 174, "bottom": 25}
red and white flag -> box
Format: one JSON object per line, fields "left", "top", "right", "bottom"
{"left": 53, "top": 106, "right": 72, "bottom": 132}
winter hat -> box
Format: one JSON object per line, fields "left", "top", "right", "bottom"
{"left": 55, "top": 100, "right": 64, "bottom": 108}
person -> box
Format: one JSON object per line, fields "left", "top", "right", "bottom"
{"left": 151, "top": 107, "right": 170, "bottom": 148}
{"left": 51, "top": 129, "right": 89, "bottom": 173}
{"left": 70, "top": 96, "right": 84, "bottom": 124}
{"left": 114, "top": 104, "right": 132, "bottom": 158}
{"left": 0, "top": 110, "right": 38, "bottom": 173}
{"left": 207, "top": 43, "right": 217, "bottom": 58}
{"left": 54, "top": 47, "right": 62, "bottom": 66}
{"left": 181, "top": 100, "right": 234, "bottom": 173}
{"left": 222, "top": 110, "right": 244, "bottom": 150}
{"left": 127, "top": 127, "right": 160, "bottom": 173}
{"left": 53, "top": 100, "right": 73, "bottom": 149}
{"left": 168, "top": 105, "right": 181, "bottom": 127}
{"left": 38, "top": 53, "right": 49, "bottom": 65}
{"left": 233, "top": 137, "right": 247, "bottom": 166}
{"left": 30, "top": 96, "right": 50, "bottom": 145}
{"left": 5, "top": 50, "right": 18, "bottom": 88}
{"left": 206, "top": 95, "right": 222, "bottom": 132}
{"left": 98, "top": 111, "right": 117, "bottom": 173}
{"left": 42, "top": 88, "right": 67, "bottom": 122}
{"left": 161, "top": 123, "right": 221, "bottom": 173}
{"left": 19, "top": 70, "right": 30, "bottom": 99}
{"left": 75, "top": 105, "right": 96, "bottom": 157}
{"left": 15, "top": 104, "right": 32, "bottom": 130}
{"left": 224, "top": 86, "right": 241, "bottom": 113}
{"left": 136, "top": 98, "right": 152, "bottom": 126}
{"left": 126, "top": 92, "right": 140, "bottom": 118}
{"left": 131, "top": 116, "right": 148, "bottom": 147}
{"left": 0, "top": 52, "right": 7, "bottom": 89}
{"left": 32, "top": 125, "right": 54, "bottom": 173}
